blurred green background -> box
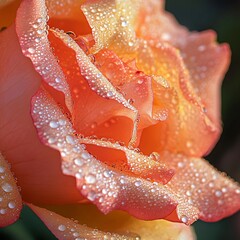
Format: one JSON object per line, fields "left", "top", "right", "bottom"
{"left": 1, "top": 0, "right": 240, "bottom": 239}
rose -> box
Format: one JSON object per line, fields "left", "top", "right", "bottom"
{"left": 0, "top": 0, "right": 239, "bottom": 239}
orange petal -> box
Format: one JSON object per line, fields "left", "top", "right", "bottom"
{"left": 27, "top": 203, "right": 136, "bottom": 240}
{"left": 136, "top": 0, "right": 230, "bottom": 142}
{"left": 82, "top": 0, "right": 139, "bottom": 54}
{"left": 0, "top": 25, "right": 83, "bottom": 204}
{"left": 15, "top": 0, "right": 72, "bottom": 110}
{"left": 0, "top": 0, "right": 21, "bottom": 29}
{"left": 31, "top": 88, "right": 178, "bottom": 220}
{"left": 164, "top": 152, "right": 240, "bottom": 223}
{"left": 50, "top": 28, "right": 139, "bottom": 146}
{"left": 46, "top": 0, "right": 91, "bottom": 36}
{"left": 47, "top": 30, "right": 134, "bottom": 146}
{"left": 178, "top": 31, "right": 230, "bottom": 126}
{"left": 79, "top": 138, "right": 174, "bottom": 184}
{"left": 0, "top": 153, "right": 22, "bottom": 227}
{"left": 138, "top": 43, "right": 219, "bottom": 157}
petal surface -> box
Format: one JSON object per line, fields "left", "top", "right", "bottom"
{"left": 49, "top": 203, "right": 196, "bottom": 240}
{"left": 0, "top": 153, "right": 22, "bottom": 227}
{"left": 137, "top": 0, "right": 230, "bottom": 142}
{"left": 28, "top": 203, "right": 137, "bottom": 240}
{"left": 0, "top": 25, "right": 83, "bottom": 204}
{"left": 164, "top": 152, "right": 240, "bottom": 223}
{"left": 31, "top": 88, "right": 179, "bottom": 220}
{"left": 16, "top": 0, "right": 72, "bottom": 110}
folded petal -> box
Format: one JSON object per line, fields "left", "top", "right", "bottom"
{"left": 0, "top": 25, "right": 83, "bottom": 204}
{"left": 82, "top": 0, "right": 139, "bottom": 54}
{"left": 50, "top": 28, "right": 140, "bottom": 146}
{"left": 46, "top": 0, "right": 91, "bottom": 36}
{"left": 164, "top": 152, "right": 240, "bottom": 223}
{"left": 136, "top": 0, "right": 231, "bottom": 142}
{"left": 28, "top": 203, "right": 136, "bottom": 240}
{"left": 0, "top": 153, "right": 22, "bottom": 227}
{"left": 31, "top": 88, "right": 178, "bottom": 220}
{"left": 16, "top": 0, "right": 72, "bottom": 110}
{"left": 138, "top": 43, "right": 218, "bottom": 156}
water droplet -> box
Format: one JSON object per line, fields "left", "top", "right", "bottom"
{"left": 66, "top": 135, "right": 75, "bottom": 145}
{"left": 8, "top": 201, "right": 16, "bottom": 209}
{"left": 181, "top": 215, "right": 188, "bottom": 223}
{"left": 81, "top": 152, "right": 91, "bottom": 159}
{"left": 0, "top": 209, "right": 6, "bottom": 215}
{"left": 106, "top": 91, "right": 113, "bottom": 97}
{"left": 177, "top": 162, "right": 185, "bottom": 168}
{"left": 0, "top": 166, "right": 5, "bottom": 173}
{"left": 28, "top": 47, "right": 35, "bottom": 54}
{"left": 215, "top": 190, "right": 222, "bottom": 197}
{"left": 87, "top": 191, "right": 97, "bottom": 201}
{"left": 198, "top": 45, "right": 206, "bottom": 52}
{"left": 48, "top": 137, "right": 56, "bottom": 144}
{"left": 134, "top": 180, "right": 142, "bottom": 187}
{"left": 85, "top": 174, "right": 96, "bottom": 184}
{"left": 74, "top": 158, "right": 84, "bottom": 166}
{"left": 2, "top": 183, "right": 13, "bottom": 193}
{"left": 58, "top": 224, "right": 66, "bottom": 231}
{"left": 103, "top": 170, "right": 111, "bottom": 178}
{"left": 55, "top": 77, "right": 61, "bottom": 83}
{"left": 59, "top": 119, "right": 67, "bottom": 126}
{"left": 49, "top": 121, "right": 59, "bottom": 128}
{"left": 121, "top": 20, "right": 128, "bottom": 27}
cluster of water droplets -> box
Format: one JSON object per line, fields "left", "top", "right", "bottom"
{"left": 0, "top": 154, "right": 19, "bottom": 221}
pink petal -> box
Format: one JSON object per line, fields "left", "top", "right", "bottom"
{"left": 0, "top": 153, "right": 22, "bottom": 227}
{"left": 16, "top": 0, "right": 72, "bottom": 110}
{"left": 27, "top": 203, "right": 135, "bottom": 240}
{"left": 0, "top": 25, "right": 83, "bottom": 204}
{"left": 163, "top": 152, "right": 240, "bottom": 223}
{"left": 31, "top": 88, "right": 178, "bottom": 220}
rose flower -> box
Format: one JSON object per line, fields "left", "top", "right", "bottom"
{"left": 0, "top": 0, "right": 239, "bottom": 239}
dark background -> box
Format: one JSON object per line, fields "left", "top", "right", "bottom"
{"left": 0, "top": 0, "right": 240, "bottom": 239}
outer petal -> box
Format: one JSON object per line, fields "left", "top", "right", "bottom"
{"left": 31, "top": 88, "right": 179, "bottom": 220}
{"left": 137, "top": 0, "right": 231, "bottom": 137}
{"left": 28, "top": 204, "right": 137, "bottom": 240}
{"left": 16, "top": 0, "right": 72, "bottom": 110}
{"left": 0, "top": 153, "right": 22, "bottom": 227}
{"left": 49, "top": 204, "right": 196, "bottom": 240}
{"left": 164, "top": 152, "right": 240, "bottom": 223}
{"left": 138, "top": 43, "right": 218, "bottom": 156}
{"left": 0, "top": 25, "right": 83, "bottom": 204}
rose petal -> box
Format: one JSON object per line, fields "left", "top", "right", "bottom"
{"left": 138, "top": 43, "right": 219, "bottom": 157}
{"left": 0, "top": 153, "right": 22, "bottom": 227}
{"left": 0, "top": 25, "right": 83, "bottom": 204}
{"left": 46, "top": 0, "right": 91, "bottom": 36}
{"left": 47, "top": 30, "right": 134, "bottom": 146}
{"left": 49, "top": 203, "right": 196, "bottom": 240}
{"left": 16, "top": 0, "right": 72, "bottom": 110}
{"left": 164, "top": 152, "right": 240, "bottom": 223}
{"left": 27, "top": 203, "right": 135, "bottom": 240}
{"left": 82, "top": 0, "right": 139, "bottom": 54}
{"left": 79, "top": 138, "right": 174, "bottom": 184}
{"left": 0, "top": 0, "right": 20, "bottom": 28}
{"left": 50, "top": 28, "right": 140, "bottom": 146}
{"left": 137, "top": 0, "right": 231, "bottom": 142}
{"left": 31, "top": 88, "right": 178, "bottom": 220}
{"left": 178, "top": 31, "right": 230, "bottom": 127}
